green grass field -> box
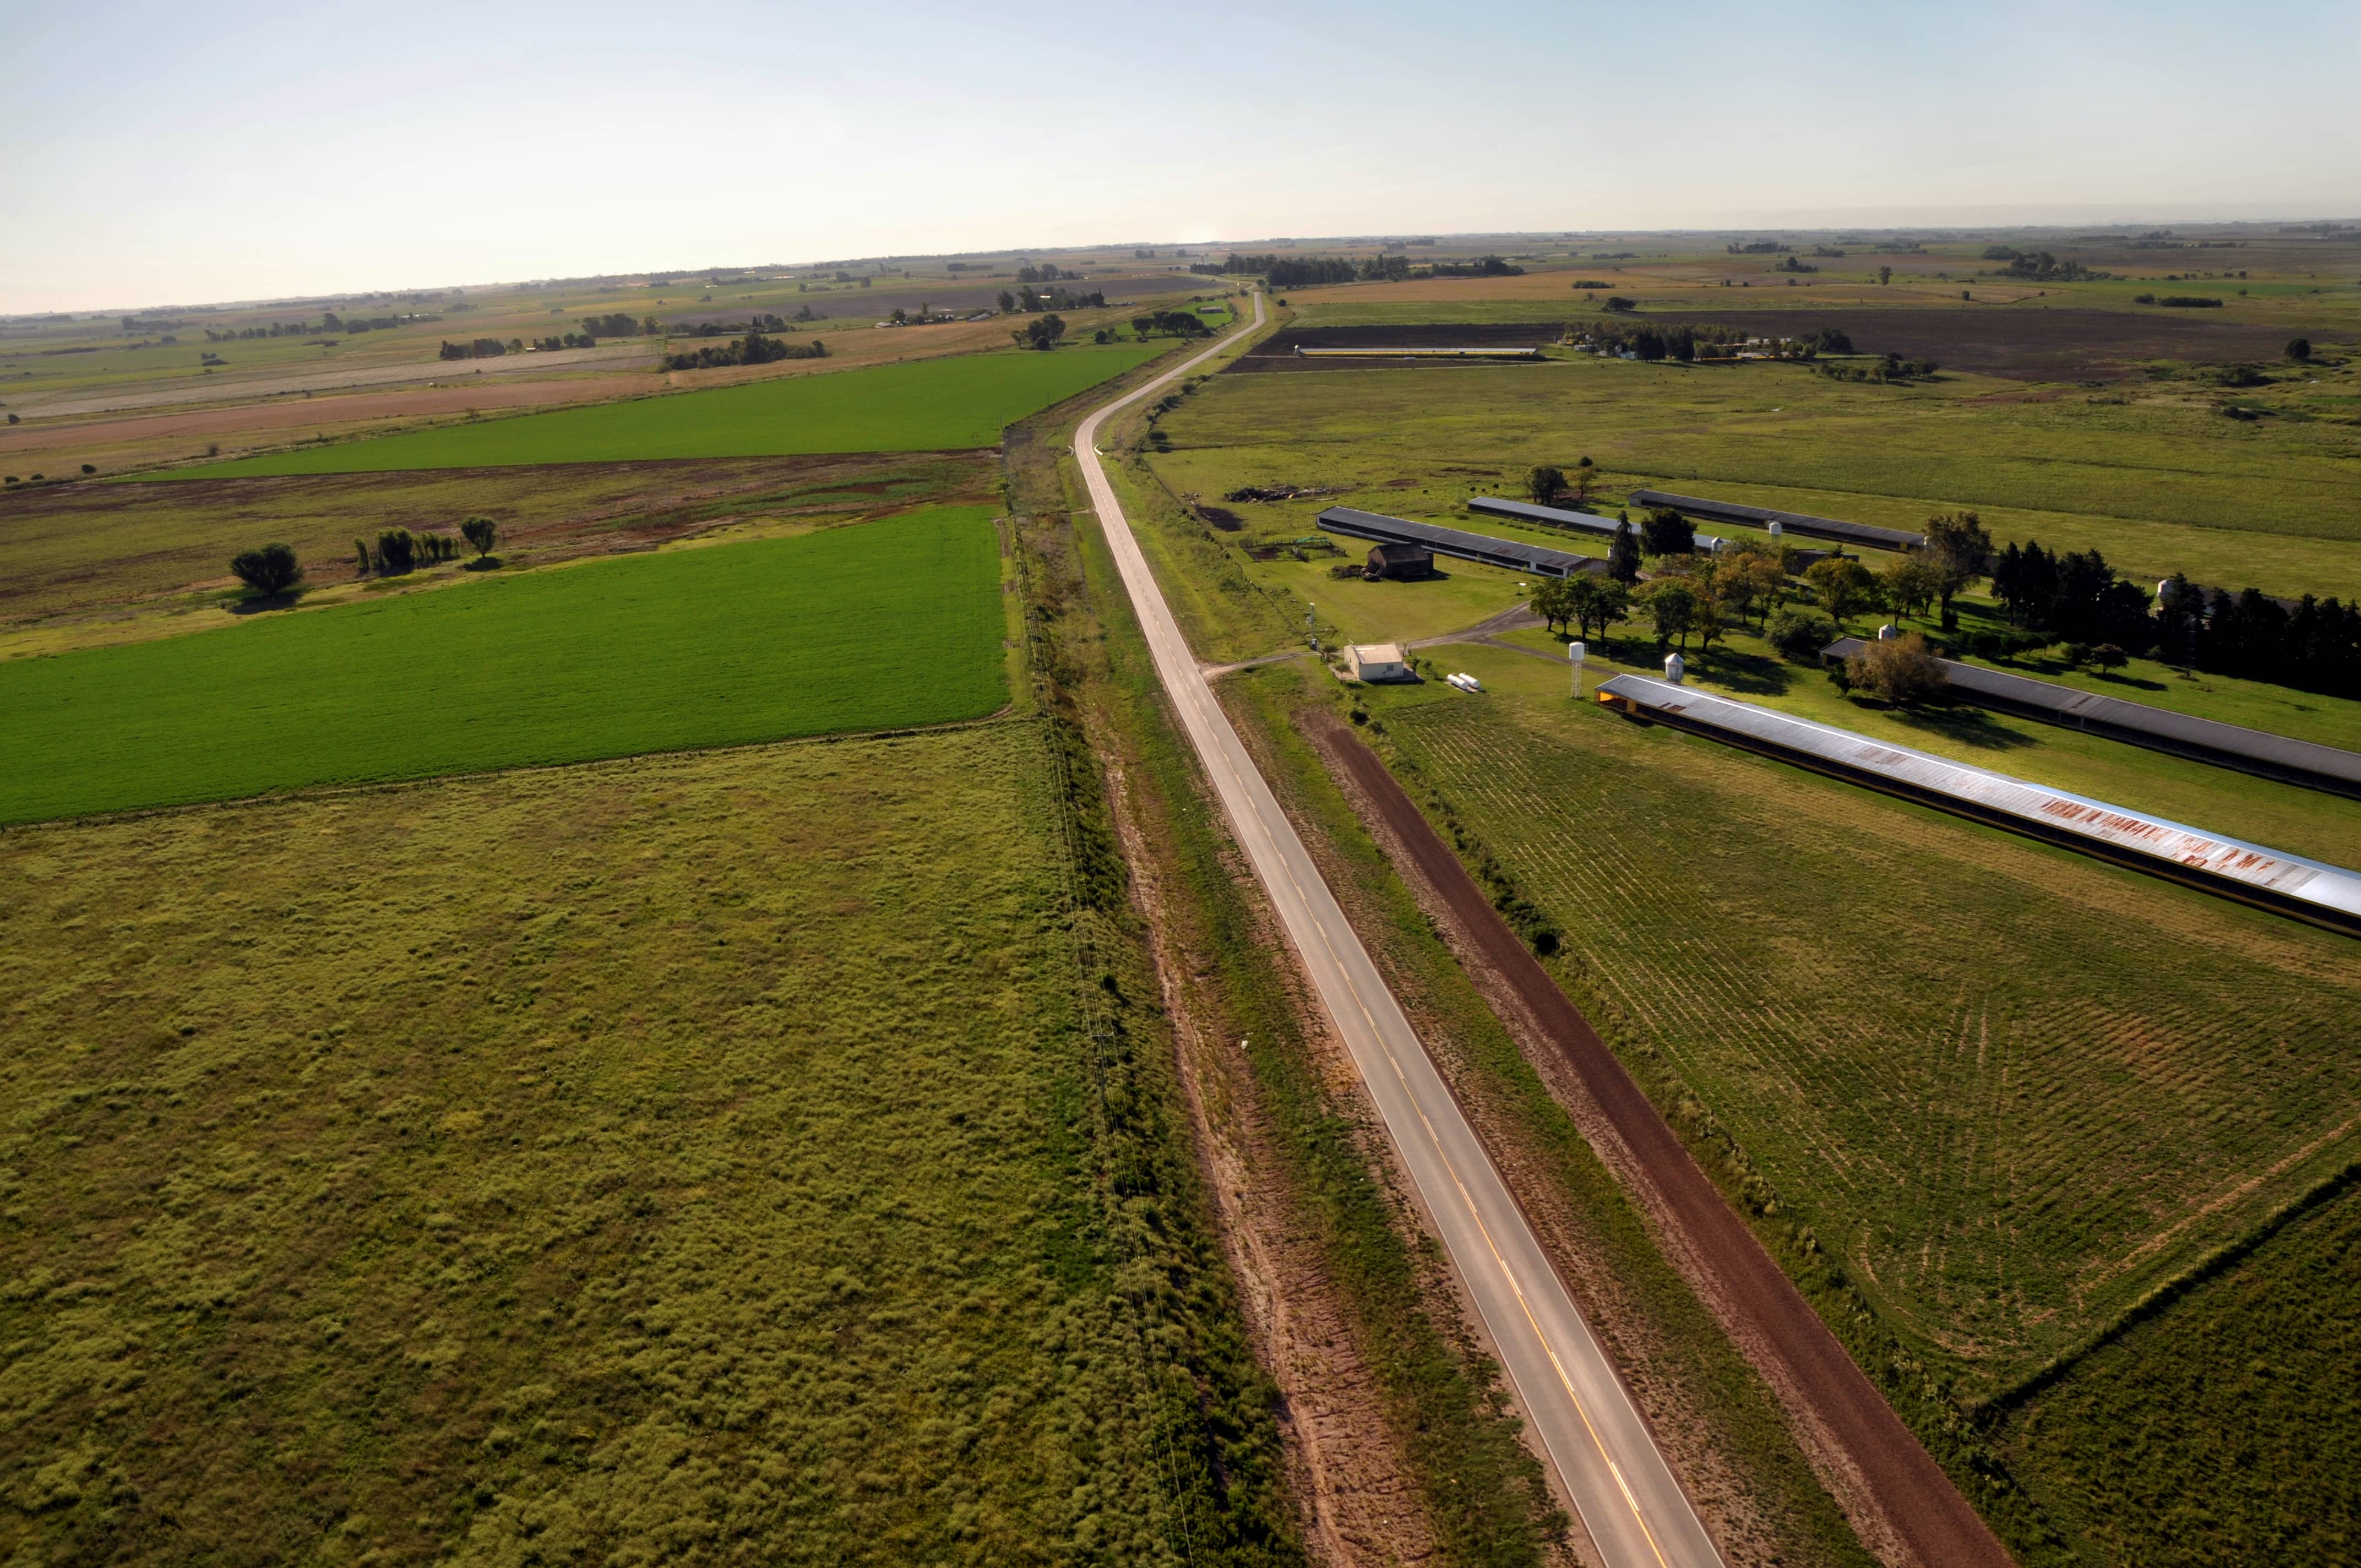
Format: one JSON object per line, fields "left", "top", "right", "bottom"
{"left": 0, "top": 508, "right": 1006, "bottom": 823}
{"left": 0, "top": 724, "right": 1282, "bottom": 1566}
{"left": 146, "top": 347, "right": 1162, "bottom": 477}
{"left": 1150, "top": 355, "right": 2361, "bottom": 601}
{"left": 1362, "top": 686, "right": 2361, "bottom": 1403}
{"left": 1991, "top": 1180, "right": 2361, "bottom": 1564}
{"left": 0, "top": 453, "right": 997, "bottom": 654}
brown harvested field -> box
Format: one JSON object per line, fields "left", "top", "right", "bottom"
{"left": 1228, "top": 322, "right": 1569, "bottom": 373}
{"left": 1650, "top": 307, "right": 2339, "bottom": 380}
{"left": 7, "top": 342, "right": 655, "bottom": 422}
{"left": 657, "top": 270, "right": 1209, "bottom": 329}
{"left": 0, "top": 372, "right": 660, "bottom": 476}
{"left": 0, "top": 451, "right": 994, "bottom": 656}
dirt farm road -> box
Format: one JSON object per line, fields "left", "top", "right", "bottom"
{"left": 1079, "top": 293, "right": 1727, "bottom": 1568}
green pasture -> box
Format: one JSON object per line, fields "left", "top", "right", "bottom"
{"left": 1992, "top": 1181, "right": 2361, "bottom": 1565}
{"left": 147, "top": 346, "right": 1161, "bottom": 477}
{"left": 0, "top": 507, "right": 1005, "bottom": 823}
{"left": 1360, "top": 682, "right": 2361, "bottom": 1396}
{"left": 0, "top": 725, "right": 1281, "bottom": 1566}
{"left": 1471, "top": 620, "right": 2361, "bottom": 869}
{"left": 1151, "top": 352, "right": 2361, "bottom": 600}
{"left": 0, "top": 453, "right": 994, "bottom": 647}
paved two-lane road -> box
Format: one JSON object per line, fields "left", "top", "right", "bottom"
{"left": 1074, "top": 293, "right": 1726, "bottom": 1568}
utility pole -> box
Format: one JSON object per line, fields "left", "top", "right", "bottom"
{"left": 1306, "top": 602, "right": 1318, "bottom": 654}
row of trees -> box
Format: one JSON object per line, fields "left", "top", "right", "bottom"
{"left": 1570, "top": 322, "right": 1853, "bottom": 362}
{"left": 2156, "top": 578, "right": 2359, "bottom": 696}
{"left": 1011, "top": 314, "right": 1067, "bottom": 351}
{"left": 659, "top": 332, "right": 826, "bottom": 371}
{"left": 1189, "top": 252, "right": 1525, "bottom": 288}
{"left": 228, "top": 520, "right": 504, "bottom": 600}
{"left": 998, "top": 285, "right": 1105, "bottom": 313}
{"left": 1989, "top": 541, "right": 2159, "bottom": 648}
{"left": 354, "top": 519, "right": 496, "bottom": 573}
{"left": 205, "top": 311, "right": 434, "bottom": 342}
{"left": 1132, "top": 311, "right": 1212, "bottom": 339}
{"left": 580, "top": 313, "right": 655, "bottom": 337}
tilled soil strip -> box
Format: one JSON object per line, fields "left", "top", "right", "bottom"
{"left": 1306, "top": 709, "right": 2015, "bottom": 1568}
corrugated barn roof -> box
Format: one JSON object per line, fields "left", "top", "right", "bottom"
{"left": 1596, "top": 672, "right": 2361, "bottom": 936}
{"left": 1626, "top": 488, "right": 1924, "bottom": 552}
{"left": 1316, "top": 507, "right": 1598, "bottom": 578}
{"left": 1824, "top": 638, "right": 2361, "bottom": 799}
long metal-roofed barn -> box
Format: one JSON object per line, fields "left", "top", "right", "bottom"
{"left": 1594, "top": 672, "right": 2361, "bottom": 938}
{"left": 1294, "top": 345, "right": 1545, "bottom": 361}
{"left": 1468, "top": 496, "right": 1730, "bottom": 553}
{"left": 1627, "top": 488, "right": 1925, "bottom": 552}
{"left": 1823, "top": 636, "right": 2361, "bottom": 799}
{"left": 1315, "top": 507, "right": 1600, "bottom": 578}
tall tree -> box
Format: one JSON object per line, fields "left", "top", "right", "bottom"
{"left": 1641, "top": 581, "right": 1697, "bottom": 649}
{"left": 1526, "top": 465, "right": 1565, "bottom": 507}
{"left": 1878, "top": 555, "right": 1940, "bottom": 622}
{"left": 1568, "top": 455, "right": 1601, "bottom": 506}
{"left": 1639, "top": 507, "right": 1694, "bottom": 556}
{"left": 230, "top": 542, "right": 303, "bottom": 597}
{"left": 1607, "top": 520, "right": 1642, "bottom": 585}
{"left": 1922, "top": 511, "right": 1993, "bottom": 617}
{"left": 1566, "top": 575, "right": 1630, "bottom": 642}
{"left": 1529, "top": 576, "right": 1575, "bottom": 634}
{"left": 1806, "top": 557, "right": 1876, "bottom": 625}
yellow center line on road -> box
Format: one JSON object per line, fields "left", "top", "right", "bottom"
{"left": 1241, "top": 778, "right": 1674, "bottom": 1568}
{"left": 1073, "top": 292, "right": 1713, "bottom": 1568}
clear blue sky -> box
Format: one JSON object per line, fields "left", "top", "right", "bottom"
{"left": 5, "top": 0, "right": 2356, "bottom": 312}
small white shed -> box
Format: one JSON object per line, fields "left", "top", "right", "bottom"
{"left": 1345, "top": 643, "right": 1412, "bottom": 683}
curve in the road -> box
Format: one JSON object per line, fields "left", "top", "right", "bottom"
{"left": 1074, "top": 292, "right": 1727, "bottom": 1568}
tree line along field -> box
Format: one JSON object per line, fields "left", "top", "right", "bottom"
{"left": 138, "top": 347, "right": 1163, "bottom": 478}
{"left": 1354, "top": 682, "right": 2360, "bottom": 1562}
{"left": 0, "top": 507, "right": 1007, "bottom": 824}
{"left": 1149, "top": 340, "right": 2361, "bottom": 602}
{"left": 0, "top": 724, "right": 1287, "bottom": 1567}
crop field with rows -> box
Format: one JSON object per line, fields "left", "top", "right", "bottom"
{"left": 1379, "top": 693, "right": 2361, "bottom": 1397}
{"left": 0, "top": 724, "right": 1257, "bottom": 1567}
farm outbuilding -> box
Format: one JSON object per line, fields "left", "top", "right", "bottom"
{"left": 1469, "top": 496, "right": 1730, "bottom": 553}
{"left": 1821, "top": 637, "right": 2361, "bottom": 799}
{"left": 1365, "top": 542, "right": 1434, "bottom": 580}
{"left": 1625, "top": 488, "right": 1925, "bottom": 552}
{"left": 1316, "top": 507, "right": 1598, "bottom": 579}
{"left": 1593, "top": 673, "right": 2361, "bottom": 937}
{"left": 1345, "top": 643, "right": 1414, "bottom": 682}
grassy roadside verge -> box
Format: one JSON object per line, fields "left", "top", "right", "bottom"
{"left": 1217, "top": 660, "right": 1879, "bottom": 1568}
{"left": 1060, "top": 350, "right": 1887, "bottom": 1561}
{"left": 1007, "top": 399, "right": 1564, "bottom": 1564}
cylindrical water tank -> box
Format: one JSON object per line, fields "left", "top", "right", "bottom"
{"left": 1568, "top": 641, "right": 1586, "bottom": 663}
{"left": 1664, "top": 652, "right": 1685, "bottom": 684}
{"left": 1767, "top": 520, "right": 1785, "bottom": 540}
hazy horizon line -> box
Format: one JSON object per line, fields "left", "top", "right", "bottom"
{"left": 10, "top": 210, "right": 2357, "bottom": 322}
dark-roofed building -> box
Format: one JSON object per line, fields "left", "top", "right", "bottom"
{"left": 1365, "top": 542, "right": 1434, "bottom": 580}
{"left": 1822, "top": 637, "right": 2361, "bottom": 799}
{"left": 1316, "top": 507, "right": 1598, "bottom": 579}
{"left": 1626, "top": 488, "right": 1925, "bottom": 552}
{"left": 1467, "top": 496, "right": 1731, "bottom": 553}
